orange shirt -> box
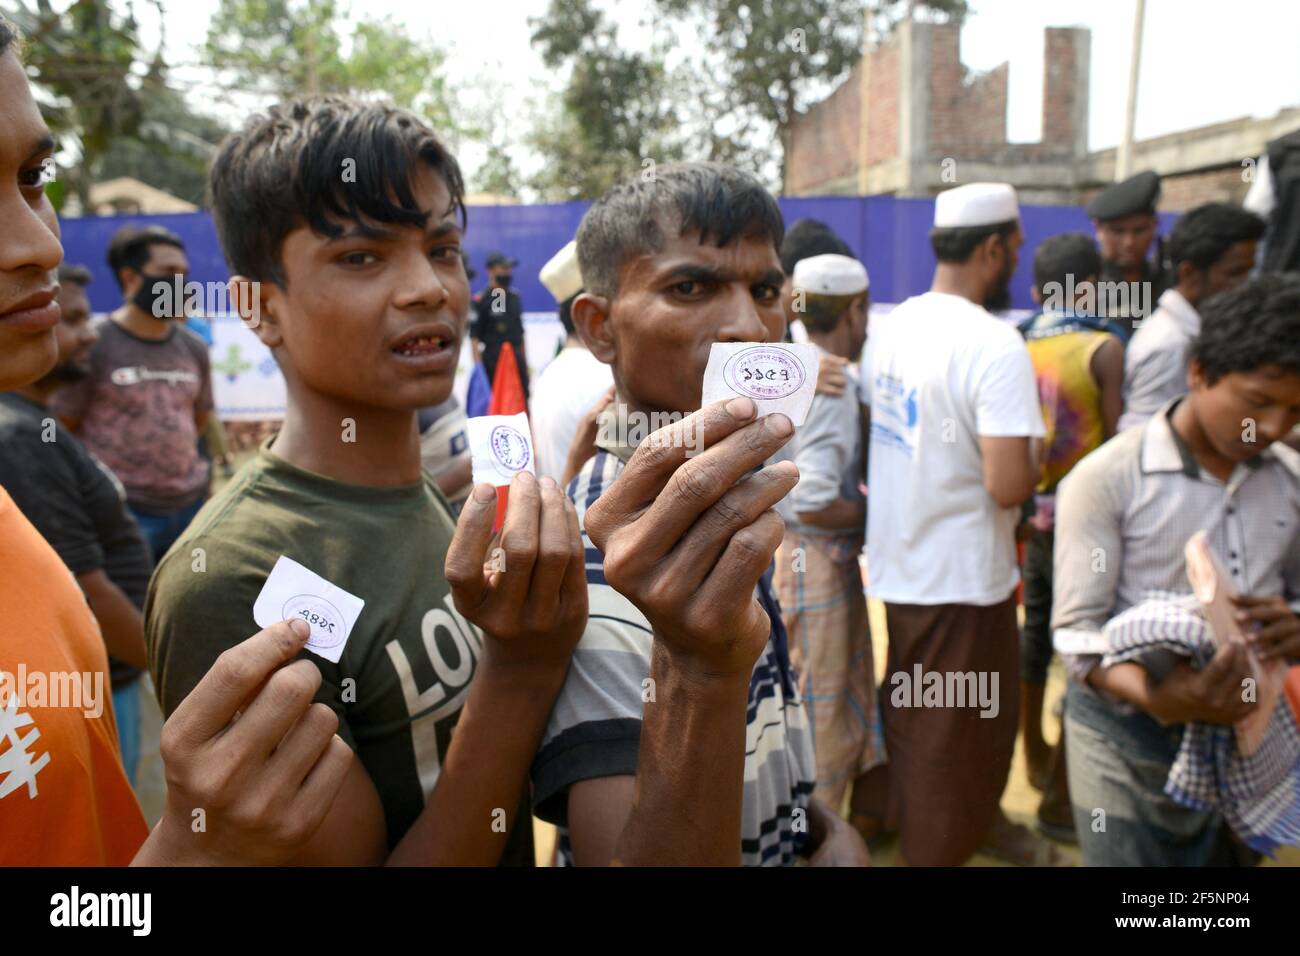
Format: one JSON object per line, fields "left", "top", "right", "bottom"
{"left": 0, "top": 486, "right": 147, "bottom": 865}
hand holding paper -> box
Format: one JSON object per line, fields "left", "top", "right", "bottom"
{"left": 253, "top": 555, "right": 365, "bottom": 665}
{"left": 467, "top": 411, "right": 536, "bottom": 486}
{"left": 444, "top": 473, "right": 587, "bottom": 671}
{"left": 1185, "top": 531, "right": 1287, "bottom": 754}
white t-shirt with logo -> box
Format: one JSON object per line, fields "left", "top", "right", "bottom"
{"left": 859, "top": 291, "right": 1044, "bottom": 606}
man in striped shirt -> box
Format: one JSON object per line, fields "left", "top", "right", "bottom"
{"left": 530, "top": 162, "right": 870, "bottom": 866}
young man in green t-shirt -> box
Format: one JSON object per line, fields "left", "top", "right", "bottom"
{"left": 145, "top": 96, "right": 593, "bottom": 865}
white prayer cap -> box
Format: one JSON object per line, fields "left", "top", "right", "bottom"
{"left": 539, "top": 240, "right": 583, "bottom": 302}
{"left": 792, "top": 253, "right": 869, "bottom": 296}
{"left": 933, "top": 182, "right": 1020, "bottom": 229}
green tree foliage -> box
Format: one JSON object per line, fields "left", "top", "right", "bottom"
{"left": 474, "top": 139, "right": 523, "bottom": 200}
{"left": 7, "top": 0, "right": 159, "bottom": 209}
{"left": 98, "top": 86, "right": 228, "bottom": 206}
{"left": 526, "top": 0, "right": 686, "bottom": 201}
{"left": 655, "top": 0, "right": 967, "bottom": 186}
{"left": 203, "top": 0, "right": 455, "bottom": 132}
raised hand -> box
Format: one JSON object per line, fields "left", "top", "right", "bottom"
{"left": 815, "top": 353, "right": 849, "bottom": 397}
{"left": 444, "top": 471, "right": 587, "bottom": 670}
{"left": 388, "top": 472, "right": 587, "bottom": 866}
{"left": 562, "top": 385, "right": 617, "bottom": 485}
{"left": 583, "top": 397, "right": 798, "bottom": 678}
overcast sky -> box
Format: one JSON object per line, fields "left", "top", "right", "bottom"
{"left": 130, "top": 0, "right": 1300, "bottom": 184}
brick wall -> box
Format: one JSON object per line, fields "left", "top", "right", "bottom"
{"left": 786, "top": 18, "right": 1278, "bottom": 214}
{"left": 1158, "top": 167, "right": 1252, "bottom": 211}
{"left": 783, "top": 39, "right": 905, "bottom": 194}
{"left": 785, "top": 61, "right": 862, "bottom": 194}
{"left": 1043, "top": 27, "right": 1083, "bottom": 149}
{"left": 867, "top": 43, "right": 900, "bottom": 165}
{"left": 926, "top": 25, "right": 1007, "bottom": 159}
{"left": 786, "top": 20, "right": 1088, "bottom": 195}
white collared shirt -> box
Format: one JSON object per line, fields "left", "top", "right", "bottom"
{"left": 1053, "top": 399, "right": 1300, "bottom": 679}
{"left": 1119, "top": 288, "right": 1202, "bottom": 432}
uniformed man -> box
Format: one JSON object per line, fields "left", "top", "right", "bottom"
{"left": 1087, "top": 170, "right": 1167, "bottom": 338}
{"left": 470, "top": 250, "right": 530, "bottom": 399}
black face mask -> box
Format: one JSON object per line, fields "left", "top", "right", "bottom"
{"left": 132, "top": 273, "right": 181, "bottom": 320}
{"left": 494, "top": 273, "right": 513, "bottom": 288}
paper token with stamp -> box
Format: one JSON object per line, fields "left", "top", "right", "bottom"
{"left": 702, "top": 342, "right": 820, "bottom": 426}
{"left": 467, "top": 411, "right": 537, "bottom": 486}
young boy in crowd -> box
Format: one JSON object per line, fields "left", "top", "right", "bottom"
{"left": 532, "top": 162, "right": 871, "bottom": 866}
{"left": 773, "top": 253, "right": 885, "bottom": 837}
{"left": 1015, "top": 234, "right": 1125, "bottom": 836}
{"left": 1120, "top": 203, "right": 1265, "bottom": 431}
{"left": 778, "top": 220, "right": 850, "bottom": 337}
{"left": 145, "top": 95, "right": 596, "bottom": 865}
{"left": 0, "top": 13, "right": 354, "bottom": 866}
{"left": 1054, "top": 274, "right": 1300, "bottom": 865}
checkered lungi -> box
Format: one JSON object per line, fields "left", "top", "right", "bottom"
{"left": 774, "top": 529, "right": 885, "bottom": 811}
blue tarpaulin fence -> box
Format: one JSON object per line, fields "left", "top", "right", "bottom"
{"left": 58, "top": 196, "right": 1178, "bottom": 315}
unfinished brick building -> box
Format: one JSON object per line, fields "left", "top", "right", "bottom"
{"left": 785, "top": 19, "right": 1299, "bottom": 212}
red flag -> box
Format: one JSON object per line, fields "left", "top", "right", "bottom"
{"left": 488, "top": 342, "right": 528, "bottom": 529}
{"left": 488, "top": 341, "right": 528, "bottom": 415}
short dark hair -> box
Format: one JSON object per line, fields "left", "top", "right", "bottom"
{"left": 1033, "top": 232, "right": 1101, "bottom": 298}
{"left": 57, "top": 263, "right": 93, "bottom": 287}
{"left": 106, "top": 225, "right": 186, "bottom": 290}
{"left": 1191, "top": 274, "right": 1300, "bottom": 385}
{"left": 208, "top": 95, "right": 466, "bottom": 285}
{"left": 930, "top": 219, "right": 1019, "bottom": 264}
{"left": 800, "top": 292, "right": 860, "bottom": 334}
{"left": 557, "top": 292, "right": 579, "bottom": 336}
{"left": 1166, "top": 203, "right": 1266, "bottom": 273}
{"left": 780, "top": 219, "right": 851, "bottom": 276}
{"left": 576, "top": 162, "right": 784, "bottom": 299}
{"left": 1, "top": 13, "right": 20, "bottom": 59}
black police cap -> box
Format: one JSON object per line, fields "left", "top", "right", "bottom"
{"left": 1088, "top": 170, "right": 1160, "bottom": 221}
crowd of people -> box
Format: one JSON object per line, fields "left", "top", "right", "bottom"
{"left": 3, "top": 11, "right": 1300, "bottom": 868}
